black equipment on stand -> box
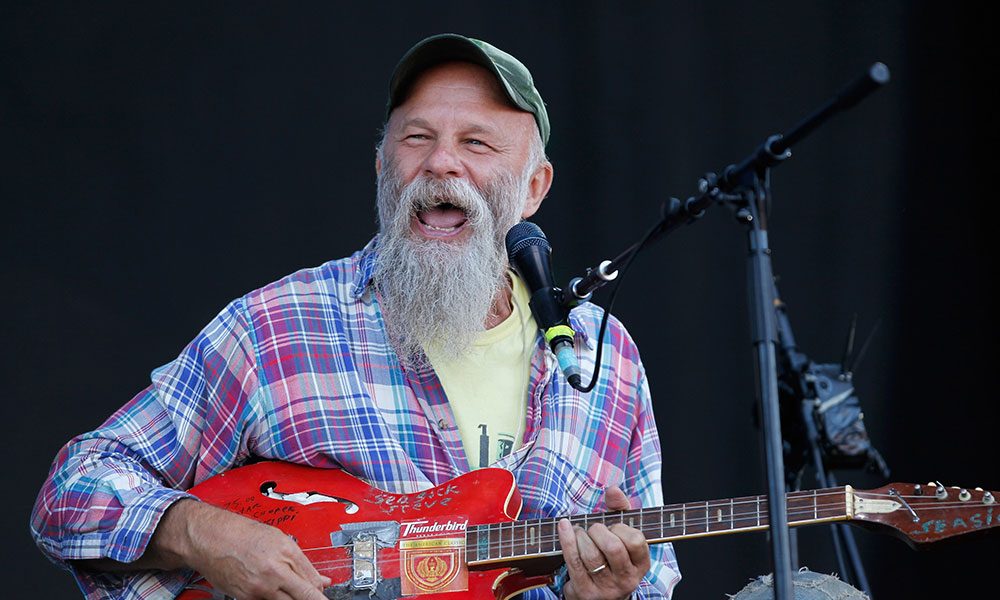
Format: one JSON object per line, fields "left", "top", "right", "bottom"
{"left": 554, "top": 63, "right": 890, "bottom": 600}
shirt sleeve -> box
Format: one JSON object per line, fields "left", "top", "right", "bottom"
{"left": 545, "top": 326, "right": 681, "bottom": 599}
{"left": 29, "top": 298, "right": 261, "bottom": 599}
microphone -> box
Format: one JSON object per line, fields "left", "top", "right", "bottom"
{"left": 505, "top": 221, "right": 583, "bottom": 389}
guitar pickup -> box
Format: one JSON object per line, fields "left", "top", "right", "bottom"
{"left": 352, "top": 533, "right": 377, "bottom": 590}
{"left": 329, "top": 522, "right": 399, "bottom": 595}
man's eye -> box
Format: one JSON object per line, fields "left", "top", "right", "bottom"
{"left": 465, "top": 139, "right": 487, "bottom": 147}
{"left": 406, "top": 134, "right": 429, "bottom": 141}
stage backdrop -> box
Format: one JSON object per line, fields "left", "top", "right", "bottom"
{"left": 3, "top": 2, "right": 995, "bottom": 598}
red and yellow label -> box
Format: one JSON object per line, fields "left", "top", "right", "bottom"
{"left": 399, "top": 517, "right": 468, "bottom": 595}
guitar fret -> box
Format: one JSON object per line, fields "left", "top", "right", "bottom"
{"left": 730, "top": 498, "right": 734, "bottom": 530}
{"left": 472, "top": 525, "right": 483, "bottom": 561}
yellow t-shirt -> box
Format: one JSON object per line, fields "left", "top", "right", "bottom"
{"left": 426, "top": 273, "right": 537, "bottom": 470}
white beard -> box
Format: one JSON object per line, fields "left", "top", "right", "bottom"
{"left": 374, "top": 162, "right": 529, "bottom": 368}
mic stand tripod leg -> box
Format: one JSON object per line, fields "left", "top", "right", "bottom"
{"left": 802, "top": 400, "right": 873, "bottom": 598}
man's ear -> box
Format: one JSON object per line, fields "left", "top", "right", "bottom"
{"left": 521, "top": 161, "right": 554, "bottom": 219}
{"left": 375, "top": 153, "right": 382, "bottom": 177}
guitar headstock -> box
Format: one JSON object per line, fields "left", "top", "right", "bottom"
{"left": 851, "top": 482, "right": 999, "bottom": 547}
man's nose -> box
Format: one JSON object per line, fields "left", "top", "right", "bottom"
{"left": 422, "top": 141, "right": 465, "bottom": 179}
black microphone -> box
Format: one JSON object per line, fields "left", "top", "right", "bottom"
{"left": 505, "top": 221, "right": 582, "bottom": 389}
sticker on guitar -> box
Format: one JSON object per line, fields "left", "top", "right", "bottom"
{"left": 399, "top": 516, "right": 470, "bottom": 594}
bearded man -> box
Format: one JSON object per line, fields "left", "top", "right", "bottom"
{"left": 31, "top": 34, "right": 680, "bottom": 600}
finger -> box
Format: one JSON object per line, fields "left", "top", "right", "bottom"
{"left": 284, "top": 579, "right": 328, "bottom": 600}
{"left": 558, "top": 518, "right": 593, "bottom": 587}
{"left": 574, "top": 524, "right": 609, "bottom": 573}
{"left": 603, "top": 486, "right": 633, "bottom": 511}
{"left": 287, "top": 542, "right": 331, "bottom": 589}
{"left": 281, "top": 565, "right": 326, "bottom": 600}
{"left": 609, "top": 522, "right": 652, "bottom": 568}
{"left": 586, "top": 523, "right": 631, "bottom": 572}
{"left": 277, "top": 569, "right": 329, "bottom": 600}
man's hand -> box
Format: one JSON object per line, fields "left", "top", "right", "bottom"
{"left": 143, "top": 499, "right": 331, "bottom": 599}
{"left": 557, "top": 487, "right": 650, "bottom": 600}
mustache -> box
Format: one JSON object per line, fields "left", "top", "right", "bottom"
{"left": 404, "top": 177, "right": 482, "bottom": 215}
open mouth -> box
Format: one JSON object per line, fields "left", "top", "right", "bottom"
{"left": 414, "top": 202, "right": 469, "bottom": 237}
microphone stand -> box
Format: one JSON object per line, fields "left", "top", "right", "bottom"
{"left": 564, "top": 63, "right": 890, "bottom": 600}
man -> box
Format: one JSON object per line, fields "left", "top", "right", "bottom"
{"left": 31, "top": 34, "right": 680, "bottom": 599}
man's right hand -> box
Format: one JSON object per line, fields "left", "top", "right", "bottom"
{"left": 96, "top": 498, "right": 331, "bottom": 600}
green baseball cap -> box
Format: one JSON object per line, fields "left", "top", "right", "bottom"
{"left": 386, "top": 33, "right": 550, "bottom": 146}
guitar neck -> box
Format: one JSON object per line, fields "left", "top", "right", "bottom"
{"left": 467, "top": 487, "right": 849, "bottom": 565}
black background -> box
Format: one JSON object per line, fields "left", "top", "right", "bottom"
{"left": 3, "top": 2, "right": 996, "bottom": 598}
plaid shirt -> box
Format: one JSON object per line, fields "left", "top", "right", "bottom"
{"left": 31, "top": 237, "right": 680, "bottom": 599}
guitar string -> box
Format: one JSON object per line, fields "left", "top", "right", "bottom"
{"left": 292, "top": 487, "right": 976, "bottom": 556}
{"left": 296, "top": 490, "right": 992, "bottom": 557}
{"left": 289, "top": 493, "right": 994, "bottom": 569}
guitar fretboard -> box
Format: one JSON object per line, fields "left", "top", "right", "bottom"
{"left": 466, "top": 486, "right": 850, "bottom": 565}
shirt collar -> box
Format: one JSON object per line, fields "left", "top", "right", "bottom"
{"left": 350, "top": 236, "right": 381, "bottom": 299}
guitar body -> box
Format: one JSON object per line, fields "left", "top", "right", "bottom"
{"left": 178, "top": 461, "right": 554, "bottom": 600}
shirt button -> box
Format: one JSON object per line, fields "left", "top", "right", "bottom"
{"left": 437, "top": 419, "right": 448, "bottom": 430}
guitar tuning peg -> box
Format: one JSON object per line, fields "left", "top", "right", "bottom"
{"left": 934, "top": 481, "right": 947, "bottom": 500}
{"left": 959, "top": 489, "right": 971, "bottom": 501}
{"left": 913, "top": 484, "right": 923, "bottom": 496}
{"left": 984, "top": 492, "right": 995, "bottom": 505}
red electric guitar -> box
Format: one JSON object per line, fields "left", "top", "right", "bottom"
{"left": 177, "top": 462, "right": 998, "bottom": 599}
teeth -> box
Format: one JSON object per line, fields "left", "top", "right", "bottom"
{"left": 424, "top": 223, "right": 458, "bottom": 232}
{"left": 416, "top": 213, "right": 465, "bottom": 232}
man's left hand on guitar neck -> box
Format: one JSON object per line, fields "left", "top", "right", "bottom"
{"left": 558, "top": 486, "right": 651, "bottom": 600}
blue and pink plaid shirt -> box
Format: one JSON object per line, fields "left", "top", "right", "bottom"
{"left": 31, "top": 237, "right": 680, "bottom": 599}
